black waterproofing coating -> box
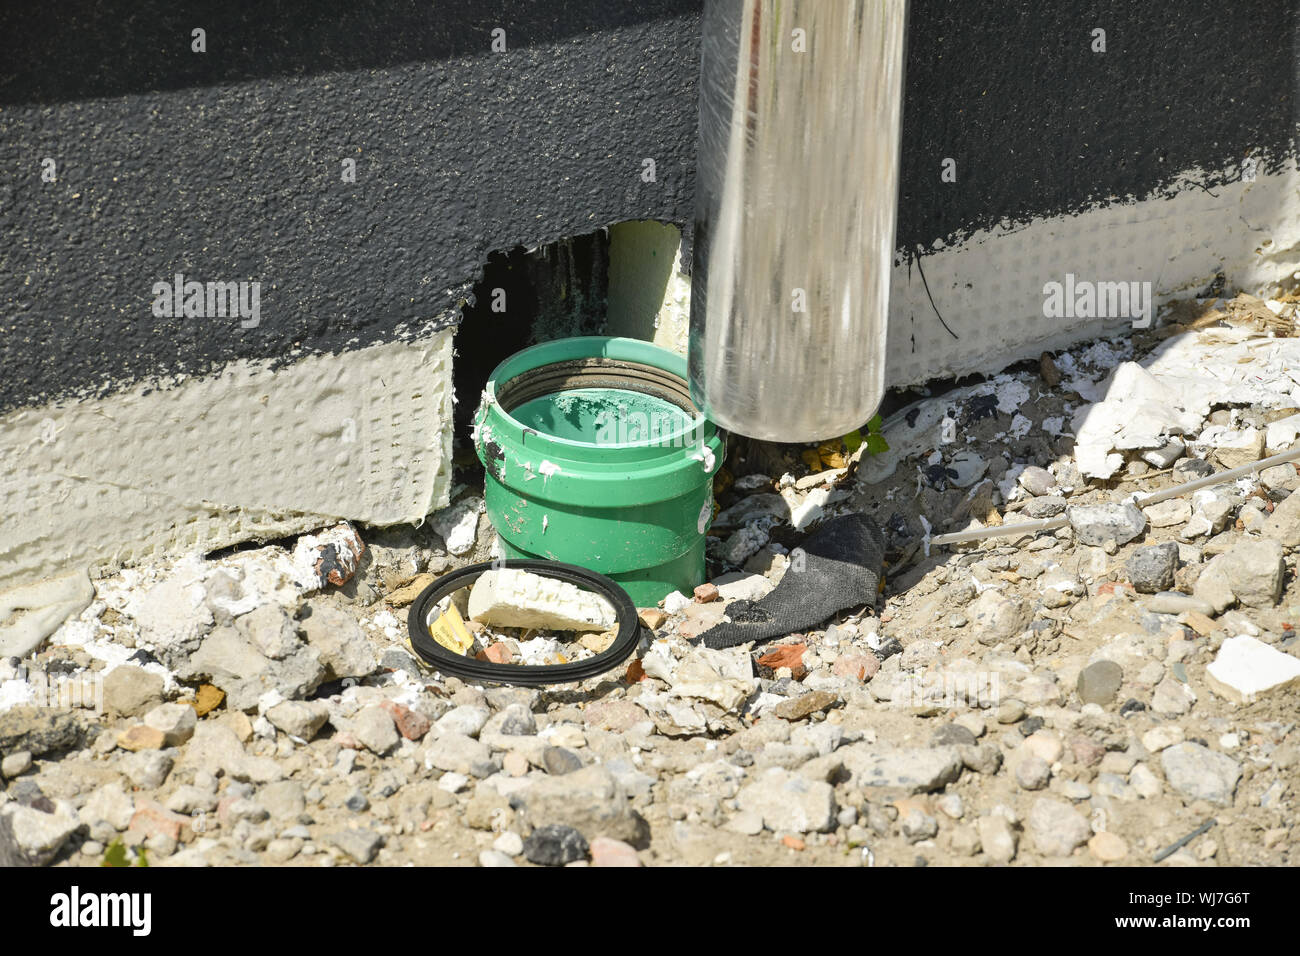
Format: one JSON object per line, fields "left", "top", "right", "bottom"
{"left": 406, "top": 559, "right": 641, "bottom": 687}
{"left": 693, "top": 513, "right": 886, "bottom": 650}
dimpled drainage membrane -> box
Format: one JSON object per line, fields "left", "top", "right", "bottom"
{"left": 510, "top": 387, "right": 693, "bottom": 445}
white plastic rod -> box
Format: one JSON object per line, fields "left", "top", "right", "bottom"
{"left": 928, "top": 444, "right": 1300, "bottom": 548}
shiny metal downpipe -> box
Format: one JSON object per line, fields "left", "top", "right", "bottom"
{"left": 689, "top": 0, "right": 908, "bottom": 443}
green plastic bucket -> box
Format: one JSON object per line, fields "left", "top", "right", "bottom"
{"left": 472, "top": 336, "right": 724, "bottom": 607}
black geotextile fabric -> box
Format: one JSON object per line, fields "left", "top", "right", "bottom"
{"left": 693, "top": 512, "right": 885, "bottom": 650}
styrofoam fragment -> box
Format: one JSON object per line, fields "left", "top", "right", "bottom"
{"left": 467, "top": 568, "right": 616, "bottom": 631}
{"left": 1205, "top": 635, "right": 1300, "bottom": 704}
{"left": 432, "top": 497, "right": 483, "bottom": 555}
{"left": 790, "top": 487, "right": 832, "bottom": 531}
{"left": 662, "top": 591, "right": 691, "bottom": 615}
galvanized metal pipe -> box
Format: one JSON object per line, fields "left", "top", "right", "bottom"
{"left": 689, "top": 0, "right": 909, "bottom": 442}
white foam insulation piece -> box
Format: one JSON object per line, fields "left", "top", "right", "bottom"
{"left": 0, "top": 330, "right": 455, "bottom": 597}
{"left": 887, "top": 161, "right": 1300, "bottom": 386}
{"left": 612, "top": 164, "right": 1300, "bottom": 384}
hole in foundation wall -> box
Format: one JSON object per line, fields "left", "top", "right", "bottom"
{"left": 452, "top": 230, "right": 610, "bottom": 443}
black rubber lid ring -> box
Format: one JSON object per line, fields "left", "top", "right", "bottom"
{"left": 406, "top": 559, "right": 641, "bottom": 687}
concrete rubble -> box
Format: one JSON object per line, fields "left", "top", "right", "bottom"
{"left": 0, "top": 306, "right": 1297, "bottom": 868}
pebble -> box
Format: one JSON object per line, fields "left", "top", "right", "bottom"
{"left": 1210, "top": 425, "right": 1264, "bottom": 468}
{"left": 1130, "top": 763, "right": 1162, "bottom": 799}
{"left": 1212, "top": 539, "right": 1285, "bottom": 607}
{"left": 266, "top": 700, "right": 330, "bottom": 741}
{"left": 931, "top": 724, "right": 977, "bottom": 748}
{"left": 736, "top": 768, "right": 836, "bottom": 833}
{"left": 1259, "top": 462, "right": 1299, "bottom": 489}
{"left": 1126, "top": 543, "right": 1179, "bottom": 594}
{"left": 959, "top": 743, "right": 1004, "bottom": 776}
{"left": 977, "top": 814, "right": 1018, "bottom": 863}
{"left": 1057, "top": 780, "right": 1092, "bottom": 801}
{"left": 773, "top": 690, "right": 839, "bottom": 721}
{"left": 1098, "top": 751, "right": 1137, "bottom": 775}
{"left": 502, "top": 751, "right": 530, "bottom": 776}
{"left": 1067, "top": 501, "right": 1147, "bottom": 548}
{"left": 325, "top": 828, "right": 383, "bottom": 864}
{"left": 832, "top": 653, "right": 880, "bottom": 682}
{"left": 1076, "top": 660, "right": 1124, "bottom": 705}
{"left": 901, "top": 810, "right": 939, "bottom": 843}
{"left": 996, "top": 699, "right": 1026, "bottom": 724}
{"left": 434, "top": 705, "right": 490, "bottom": 738}
{"left": 1119, "top": 698, "right": 1146, "bottom": 717}
{"left": 1038, "top": 569, "right": 1084, "bottom": 608}
{"left": 517, "top": 765, "right": 644, "bottom": 845}
{"left": 693, "top": 583, "right": 719, "bottom": 603}
{"left": 1152, "top": 676, "right": 1194, "bottom": 716}
{"left": 1184, "top": 494, "right": 1236, "bottom": 540}
{"left": 1015, "top": 756, "right": 1051, "bottom": 790}
{"left": 122, "top": 750, "right": 174, "bottom": 790}
{"left": 1021, "top": 730, "right": 1063, "bottom": 764}
{"left": 436, "top": 772, "right": 470, "bottom": 793}
{"left": 353, "top": 705, "right": 400, "bottom": 755}
{"left": 1161, "top": 743, "right": 1241, "bottom": 806}
{"left": 1027, "top": 797, "right": 1091, "bottom": 857}
{"left": 1141, "top": 726, "right": 1184, "bottom": 752}
{"left": 1145, "top": 498, "right": 1193, "bottom": 528}
{"left": 425, "top": 734, "right": 494, "bottom": 777}
{"left": 79, "top": 782, "right": 135, "bottom": 831}
{"left": 726, "top": 810, "right": 764, "bottom": 836}
{"left": 1067, "top": 735, "right": 1105, "bottom": 767}
{"left": 523, "top": 824, "right": 589, "bottom": 866}
{"left": 953, "top": 713, "right": 986, "bottom": 739}
{"left": 117, "top": 725, "right": 168, "bottom": 752}
{"left": 543, "top": 746, "right": 583, "bottom": 775}
{"left": 1018, "top": 466, "right": 1057, "bottom": 496}
{"left": 102, "top": 665, "right": 166, "bottom": 718}
{"left": 1094, "top": 773, "right": 1136, "bottom": 801}
{"left": 1174, "top": 457, "right": 1216, "bottom": 480}
{"left": 0, "top": 804, "right": 81, "bottom": 866}
{"left": 936, "top": 794, "right": 964, "bottom": 819}
{"left": 265, "top": 838, "right": 302, "bottom": 864}
{"left": 1262, "top": 486, "right": 1300, "bottom": 546}
{"left": 380, "top": 700, "right": 432, "bottom": 741}
{"left": 493, "top": 831, "right": 524, "bottom": 856}
{"left": 1147, "top": 591, "right": 1214, "bottom": 616}
{"left": 589, "top": 836, "right": 641, "bottom": 867}
{"left": 842, "top": 745, "right": 965, "bottom": 792}
{"left": 1022, "top": 495, "right": 1067, "bottom": 518}
{"left": 259, "top": 781, "right": 305, "bottom": 821}
{"left": 1088, "top": 831, "right": 1128, "bottom": 862}
{"left": 1, "top": 751, "right": 33, "bottom": 778}
{"left": 142, "top": 702, "right": 197, "bottom": 746}
{"left": 969, "top": 590, "right": 1032, "bottom": 646}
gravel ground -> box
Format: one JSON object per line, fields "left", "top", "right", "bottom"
{"left": 1, "top": 301, "right": 1297, "bottom": 867}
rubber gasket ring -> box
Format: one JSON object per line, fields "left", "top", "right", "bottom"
{"left": 406, "top": 559, "right": 641, "bottom": 687}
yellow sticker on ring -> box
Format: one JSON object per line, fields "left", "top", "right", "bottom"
{"left": 429, "top": 601, "right": 475, "bottom": 656}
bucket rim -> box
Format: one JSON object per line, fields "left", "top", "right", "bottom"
{"left": 481, "top": 336, "right": 713, "bottom": 452}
